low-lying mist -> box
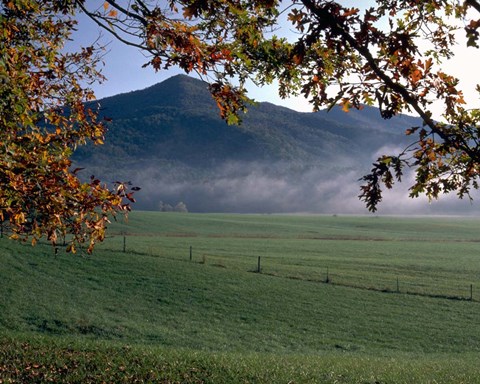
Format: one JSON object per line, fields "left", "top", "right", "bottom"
{"left": 114, "top": 160, "right": 479, "bottom": 215}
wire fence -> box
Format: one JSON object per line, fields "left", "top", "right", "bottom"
{"left": 3, "top": 227, "right": 477, "bottom": 304}
{"left": 99, "top": 232, "right": 480, "bottom": 304}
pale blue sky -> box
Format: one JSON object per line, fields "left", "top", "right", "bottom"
{"left": 72, "top": 1, "right": 480, "bottom": 119}
{"left": 71, "top": 2, "right": 310, "bottom": 109}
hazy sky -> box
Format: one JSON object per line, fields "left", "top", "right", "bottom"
{"left": 73, "top": 1, "right": 480, "bottom": 120}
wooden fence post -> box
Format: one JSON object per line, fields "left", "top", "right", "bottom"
{"left": 257, "top": 256, "right": 261, "bottom": 273}
{"left": 471, "top": 284, "right": 473, "bottom": 301}
{"left": 190, "top": 246, "right": 192, "bottom": 261}
{"left": 123, "top": 234, "right": 126, "bottom": 253}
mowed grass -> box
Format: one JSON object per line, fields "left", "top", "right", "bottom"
{"left": 106, "top": 212, "right": 480, "bottom": 299}
{"left": 3, "top": 212, "right": 480, "bottom": 382}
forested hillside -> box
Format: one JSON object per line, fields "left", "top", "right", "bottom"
{"left": 73, "top": 75, "right": 435, "bottom": 213}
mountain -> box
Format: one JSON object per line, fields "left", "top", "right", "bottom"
{"left": 73, "top": 75, "right": 429, "bottom": 214}
{"left": 77, "top": 75, "right": 417, "bottom": 167}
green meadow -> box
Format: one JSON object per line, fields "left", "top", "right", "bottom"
{"left": 2, "top": 212, "right": 480, "bottom": 383}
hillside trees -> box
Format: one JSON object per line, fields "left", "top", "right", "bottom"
{"left": 3, "top": 0, "right": 480, "bottom": 253}
{"left": 0, "top": 0, "right": 136, "bottom": 253}
{"left": 80, "top": 0, "right": 480, "bottom": 211}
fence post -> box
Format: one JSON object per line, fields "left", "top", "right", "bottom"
{"left": 257, "top": 256, "right": 261, "bottom": 273}
{"left": 471, "top": 284, "right": 473, "bottom": 301}
{"left": 190, "top": 246, "right": 193, "bottom": 261}
{"left": 123, "top": 234, "right": 126, "bottom": 253}
{"left": 326, "top": 267, "right": 330, "bottom": 283}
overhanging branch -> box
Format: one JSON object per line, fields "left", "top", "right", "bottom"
{"left": 75, "top": 0, "right": 149, "bottom": 52}
{"left": 465, "top": 0, "right": 480, "bottom": 14}
{"left": 300, "top": 0, "right": 479, "bottom": 162}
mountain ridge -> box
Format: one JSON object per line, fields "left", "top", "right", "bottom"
{"left": 78, "top": 75, "right": 417, "bottom": 166}
{"left": 74, "top": 74, "right": 425, "bottom": 213}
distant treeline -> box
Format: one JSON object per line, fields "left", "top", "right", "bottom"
{"left": 158, "top": 201, "right": 188, "bottom": 212}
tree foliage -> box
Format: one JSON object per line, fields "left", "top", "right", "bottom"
{"left": 0, "top": 0, "right": 136, "bottom": 253}
{"left": 3, "top": 0, "right": 480, "bottom": 252}
{"left": 78, "top": 0, "right": 480, "bottom": 211}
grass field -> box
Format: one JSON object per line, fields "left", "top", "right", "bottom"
{"left": 2, "top": 212, "right": 480, "bottom": 383}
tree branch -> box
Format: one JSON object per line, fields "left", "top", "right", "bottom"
{"left": 301, "top": 0, "right": 436, "bottom": 127}
{"left": 75, "top": 0, "right": 150, "bottom": 52}
{"left": 105, "top": 0, "right": 148, "bottom": 26}
{"left": 300, "top": 0, "right": 479, "bottom": 162}
{"left": 465, "top": 0, "right": 480, "bottom": 14}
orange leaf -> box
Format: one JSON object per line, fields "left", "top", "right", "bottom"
{"left": 103, "top": 2, "right": 109, "bottom": 11}
{"left": 292, "top": 54, "right": 303, "bottom": 65}
{"left": 424, "top": 58, "right": 433, "bottom": 72}
{"left": 410, "top": 69, "right": 422, "bottom": 84}
{"left": 342, "top": 8, "right": 359, "bottom": 18}
{"left": 183, "top": 6, "right": 195, "bottom": 18}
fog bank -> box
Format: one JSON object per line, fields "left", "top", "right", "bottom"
{"left": 122, "top": 161, "right": 479, "bottom": 215}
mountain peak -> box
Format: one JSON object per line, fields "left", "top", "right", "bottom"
{"left": 139, "top": 74, "right": 208, "bottom": 97}
{"left": 96, "top": 75, "right": 213, "bottom": 118}
{"left": 75, "top": 75, "right": 423, "bottom": 212}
